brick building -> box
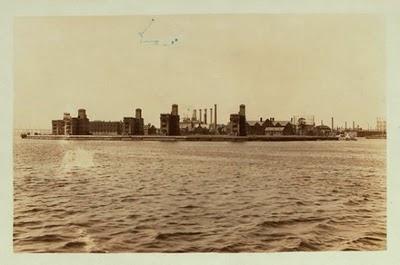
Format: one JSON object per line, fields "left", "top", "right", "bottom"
{"left": 228, "top": 104, "right": 247, "bottom": 136}
{"left": 89, "top": 121, "right": 122, "bottom": 135}
{"left": 51, "top": 109, "right": 90, "bottom": 135}
{"left": 160, "top": 104, "right": 180, "bottom": 136}
{"left": 122, "top": 108, "right": 144, "bottom": 135}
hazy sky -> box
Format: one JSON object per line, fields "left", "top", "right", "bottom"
{"left": 14, "top": 15, "right": 385, "bottom": 129}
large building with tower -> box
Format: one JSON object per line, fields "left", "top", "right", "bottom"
{"left": 52, "top": 109, "right": 90, "bottom": 135}
{"left": 122, "top": 108, "right": 144, "bottom": 135}
{"left": 160, "top": 104, "right": 180, "bottom": 136}
{"left": 52, "top": 108, "right": 146, "bottom": 135}
{"left": 228, "top": 104, "right": 247, "bottom": 136}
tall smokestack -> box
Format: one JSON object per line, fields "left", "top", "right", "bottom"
{"left": 210, "top": 108, "right": 213, "bottom": 124}
{"left": 204, "top": 108, "right": 207, "bottom": 124}
{"left": 345, "top": 121, "right": 347, "bottom": 130}
{"left": 199, "top": 109, "right": 202, "bottom": 123}
{"left": 214, "top": 104, "right": 217, "bottom": 128}
{"left": 135, "top": 108, "right": 142, "bottom": 119}
{"left": 352, "top": 121, "right": 355, "bottom": 130}
{"left": 331, "top": 117, "right": 334, "bottom": 131}
{"left": 192, "top": 109, "right": 197, "bottom": 121}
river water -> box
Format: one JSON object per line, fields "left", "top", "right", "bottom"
{"left": 13, "top": 138, "right": 386, "bottom": 252}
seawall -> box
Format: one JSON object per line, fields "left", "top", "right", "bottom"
{"left": 23, "top": 135, "right": 339, "bottom": 142}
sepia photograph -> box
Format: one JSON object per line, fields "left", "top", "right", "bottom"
{"left": 13, "top": 14, "right": 387, "bottom": 254}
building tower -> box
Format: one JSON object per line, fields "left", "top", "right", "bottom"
{"left": 135, "top": 108, "right": 142, "bottom": 119}
{"left": 171, "top": 104, "right": 178, "bottom": 116}
{"left": 169, "top": 104, "right": 180, "bottom": 136}
{"left": 77, "top": 109, "right": 89, "bottom": 135}
{"left": 238, "top": 104, "right": 247, "bottom": 136}
{"left": 135, "top": 108, "right": 144, "bottom": 135}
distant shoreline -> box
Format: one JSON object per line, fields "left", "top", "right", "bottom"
{"left": 22, "top": 134, "right": 340, "bottom": 142}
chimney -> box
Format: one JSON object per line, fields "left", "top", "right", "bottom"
{"left": 199, "top": 109, "right": 202, "bottom": 123}
{"left": 214, "top": 104, "right": 217, "bottom": 128}
{"left": 353, "top": 121, "right": 355, "bottom": 130}
{"left": 260, "top": 117, "right": 263, "bottom": 122}
{"left": 345, "top": 121, "right": 347, "bottom": 130}
{"left": 210, "top": 108, "right": 213, "bottom": 124}
{"left": 192, "top": 109, "right": 197, "bottom": 121}
{"left": 204, "top": 108, "right": 207, "bottom": 124}
{"left": 135, "top": 108, "right": 142, "bottom": 119}
{"left": 331, "top": 117, "right": 334, "bottom": 131}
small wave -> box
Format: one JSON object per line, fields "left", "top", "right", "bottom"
{"left": 20, "top": 208, "right": 43, "bottom": 213}
{"left": 342, "top": 247, "right": 360, "bottom": 251}
{"left": 296, "top": 240, "right": 320, "bottom": 251}
{"left": 127, "top": 214, "right": 139, "bottom": 219}
{"left": 351, "top": 236, "right": 384, "bottom": 245}
{"left": 343, "top": 199, "right": 359, "bottom": 206}
{"left": 121, "top": 198, "right": 137, "bottom": 203}
{"left": 179, "top": 204, "right": 200, "bottom": 209}
{"left": 279, "top": 239, "right": 320, "bottom": 252}
{"left": 63, "top": 241, "right": 87, "bottom": 249}
{"left": 314, "top": 222, "right": 337, "bottom": 231}
{"left": 258, "top": 217, "right": 327, "bottom": 228}
{"left": 210, "top": 243, "right": 244, "bottom": 252}
{"left": 15, "top": 220, "right": 42, "bottom": 227}
{"left": 364, "top": 231, "right": 386, "bottom": 238}
{"left": 26, "top": 234, "right": 67, "bottom": 243}
{"left": 155, "top": 231, "right": 203, "bottom": 240}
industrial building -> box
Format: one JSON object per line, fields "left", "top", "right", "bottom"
{"left": 179, "top": 104, "right": 218, "bottom": 135}
{"left": 264, "top": 119, "right": 295, "bottom": 136}
{"left": 228, "top": 104, "right": 247, "bottom": 136}
{"left": 314, "top": 125, "right": 332, "bottom": 136}
{"left": 123, "top": 108, "right": 144, "bottom": 135}
{"left": 160, "top": 104, "right": 180, "bottom": 136}
{"left": 89, "top": 121, "right": 122, "bottom": 135}
{"left": 49, "top": 105, "right": 346, "bottom": 138}
{"left": 144, "top": 124, "right": 157, "bottom": 135}
{"left": 51, "top": 109, "right": 90, "bottom": 135}
{"left": 245, "top": 117, "right": 295, "bottom": 136}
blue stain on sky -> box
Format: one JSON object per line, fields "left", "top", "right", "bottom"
{"left": 138, "top": 18, "right": 181, "bottom": 47}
